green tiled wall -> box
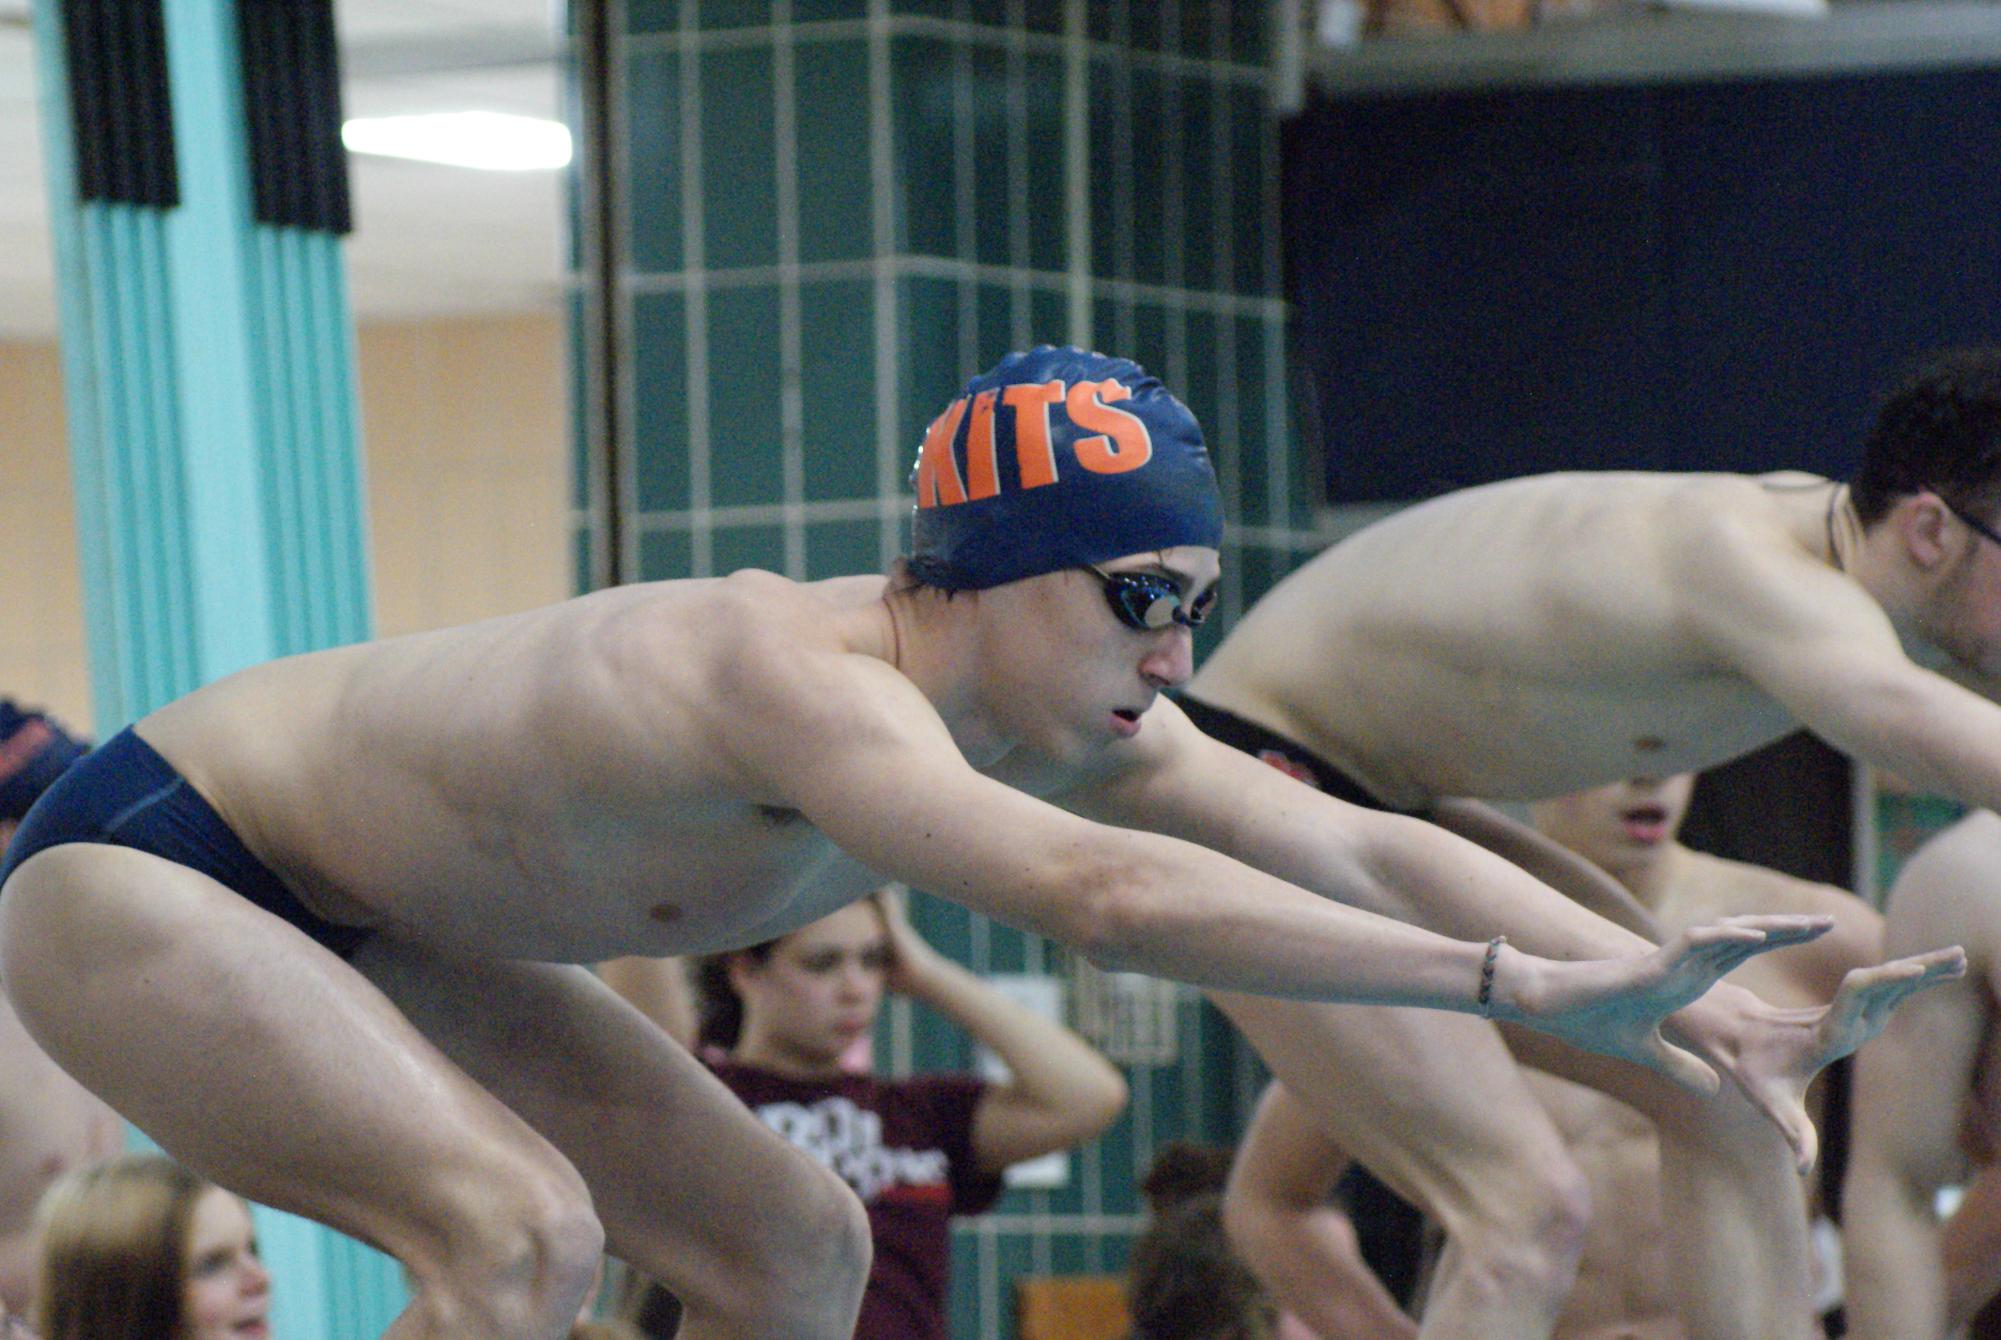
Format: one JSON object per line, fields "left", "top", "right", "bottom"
{"left": 569, "top": 3, "right": 1324, "bottom": 1334}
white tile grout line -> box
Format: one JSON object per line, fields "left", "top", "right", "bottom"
{"left": 622, "top": 254, "right": 1289, "bottom": 321}
{"left": 1181, "top": 978, "right": 1205, "bottom": 1148}
{"left": 951, "top": 1214, "right": 1150, "bottom": 1235}
{"left": 980, "top": 1212, "right": 1000, "bottom": 1340}
{"left": 1008, "top": 8, "right": 1033, "bottom": 350}
{"left": 954, "top": 31, "right": 979, "bottom": 373}
{"left": 1113, "top": 2, "right": 1135, "bottom": 357}
{"left": 584, "top": 500, "right": 1330, "bottom": 551}
{"left": 612, "top": 0, "right": 641, "bottom": 583}
{"left": 1064, "top": 0, "right": 1093, "bottom": 346}
{"left": 623, "top": 11, "right": 1272, "bottom": 85}
{"left": 1132, "top": 1053, "right": 1154, "bottom": 1240}
{"left": 1216, "top": 152, "right": 1246, "bottom": 623}
{"left": 1163, "top": 0, "right": 1186, "bottom": 385}
{"left": 774, "top": 0, "right": 808, "bottom": 579}
{"left": 680, "top": 0, "right": 713, "bottom": 578}
{"left": 869, "top": 0, "right": 902, "bottom": 572}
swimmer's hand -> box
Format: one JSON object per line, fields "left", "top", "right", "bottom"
{"left": 1669, "top": 945, "right": 1967, "bottom": 1175}
{"left": 1494, "top": 915, "right": 1840, "bottom": 1103}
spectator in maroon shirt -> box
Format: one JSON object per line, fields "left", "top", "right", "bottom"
{"left": 616, "top": 890, "right": 1126, "bottom": 1340}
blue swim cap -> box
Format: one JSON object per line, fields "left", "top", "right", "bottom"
{"left": 908, "top": 346, "right": 1225, "bottom": 591}
{"left": 0, "top": 701, "right": 87, "bottom": 823}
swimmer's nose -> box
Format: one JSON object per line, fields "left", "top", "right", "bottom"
{"left": 1141, "top": 626, "right": 1194, "bottom": 689}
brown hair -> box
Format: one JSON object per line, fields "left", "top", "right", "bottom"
{"left": 1126, "top": 1192, "right": 1275, "bottom": 1340}
{"left": 693, "top": 940, "right": 780, "bottom": 1049}
{"left": 31, "top": 1154, "right": 209, "bottom": 1340}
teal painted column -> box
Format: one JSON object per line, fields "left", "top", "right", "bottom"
{"left": 35, "top": 2, "right": 392, "bottom": 1337}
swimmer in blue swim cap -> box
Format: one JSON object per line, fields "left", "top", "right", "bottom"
{"left": 888, "top": 346, "right": 1228, "bottom": 752}
{"left": 904, "top": 345, "right": 1225, "bottom": 646}
{"left": 2, "top": 341, "right": 1911, "bottom": 1340}
{"left": 907, "top": 346, "right": 1224, "bottom": 589}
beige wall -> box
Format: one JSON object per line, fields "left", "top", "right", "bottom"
{"left": 0, "top": 341, "right": 91, "bottom": 730}
{"left": 358, "top": 313, "right": 571, "bottom": 639}
{"left": 0, "top": 311, "right": 570, "bottom": 736}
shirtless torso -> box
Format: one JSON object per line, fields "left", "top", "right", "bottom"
{"left": 2, "top": 549, "right": 1863, "bottom": 1340}
{"left": 1522, "top": 779, "right": 1881, "bottom": 1340}
{"left": 1190, "top": 470, "right": 2001, "bottom": 807}
{"left": 1200, "top": 463, "right": 1991, "bottom": 1340}
{"left": 137, "top": 576, "right": 912, "bottom": 963}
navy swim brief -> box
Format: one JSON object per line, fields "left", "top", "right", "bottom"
{"left": 1174, "top": 693, "right": 1426, "bottom": 818}
{"left": 0, "top": 728, "right": 371, "bottom": 960}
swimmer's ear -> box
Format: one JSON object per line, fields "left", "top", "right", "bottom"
{"left": 1900, "top": 491, "right": 1957, "bottom": 570}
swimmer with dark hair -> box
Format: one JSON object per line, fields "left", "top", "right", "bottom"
{"left": 1180, "top": 348, "right": 2001, "bottom": 1339}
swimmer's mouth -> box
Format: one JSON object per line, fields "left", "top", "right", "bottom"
{"left": 1620, "top": 805, "right": 1672, "bottom": 842}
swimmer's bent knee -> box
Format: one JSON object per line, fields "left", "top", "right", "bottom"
{"left": 407, "top": 1170, "right": 604, "bottom": 1337}
{"left": 681, "top": 1163, "right": 871, "bottom": 1328}
{"left": 1449, "top": 1157, "right": 1593, "bottom": 1302}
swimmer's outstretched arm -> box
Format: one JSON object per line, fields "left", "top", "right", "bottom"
{"left": 1069, "top": 698, "right": 1963, "bottom": 1165}
{"left": 728, "top": 646, "right": 1838, "bottom": 1093}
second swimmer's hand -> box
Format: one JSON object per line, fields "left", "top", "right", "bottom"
{"left": 1499, "top": 914, "right": 1838, "bottom": 1095}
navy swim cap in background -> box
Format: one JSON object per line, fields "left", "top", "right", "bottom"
{"left": 908, "top": 346, "right": 1225, "bottom": 590}
{"left": 0, "top": 701, "right": 87, "bottom": 823}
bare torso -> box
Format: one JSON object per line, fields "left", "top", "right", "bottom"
{"left": 1526, "top": 847, "right": 1867, "bottom": 1340}
{"left": 136, "top": 575, "right": 926, "bottom": 962}
{"left": 1190, "top": 473, "right": 1836, "bottom": 807}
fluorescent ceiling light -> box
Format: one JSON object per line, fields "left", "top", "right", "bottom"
{"left": 341, "top": 112, "right": 572, "bottom": 171}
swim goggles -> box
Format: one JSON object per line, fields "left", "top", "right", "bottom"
{"left": 1083, "top": 563, "right": 1215, "bottom": 631}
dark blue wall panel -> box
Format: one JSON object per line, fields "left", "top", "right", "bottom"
{"left": 1287, "top": 68, "right": 2001, "bottom": 502}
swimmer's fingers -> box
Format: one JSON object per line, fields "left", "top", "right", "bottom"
{"left": 1652, "top": 914, "right": 1837, "bottom": 992}
{"left": 1647, "top": 923, "right": 1779, "bottom": 1000}
{"left": 1813, "top": 947, "right": 1968, "bottom": 1066}
{"left": 1709, "top": 913, "right": 1836, "bottom": 952}
{"left": 1635, "top": 1028, "right": 1723, "bottom": 1098}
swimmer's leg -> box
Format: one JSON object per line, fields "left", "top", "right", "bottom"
{"left": 1215, "top": 992, "right": 1589, "bottom": 1340}
{"left": 0, "top": 844, "right": 602, "bottom": 1340}
{"left": 355, "top": 942, "right": 871, "bottom": 1340}
{"left": 1501, "top": 1025, "right": 1819, "bottom": 1340}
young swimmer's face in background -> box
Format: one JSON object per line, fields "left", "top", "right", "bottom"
{"left": 975, "top": 546, "right": 1220, "bottom": 762}
{"left": 1528, "top": 774, "right": 1696, "bottom": 872}
{"left": 732, "top": 902, "right": 891, "bottom": 1073}
{"left": 179, "top": 1187, "right": 270, "bottom": 1340}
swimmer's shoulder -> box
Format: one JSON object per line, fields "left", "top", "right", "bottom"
{"left": 610, "top": 570, "right": 890, "bottom": 654}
